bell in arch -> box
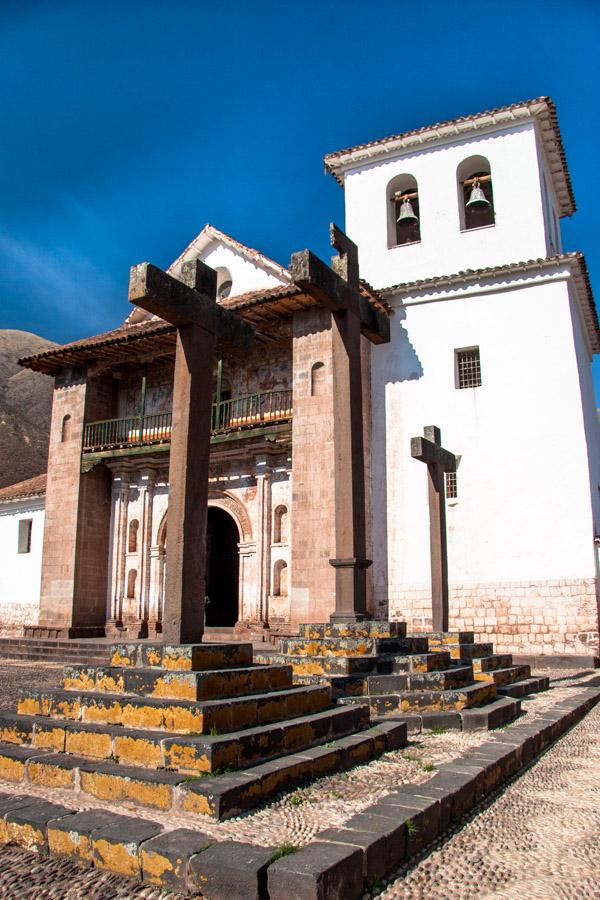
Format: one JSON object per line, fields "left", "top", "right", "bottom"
{"left": 466, "top": 179, "right": 491, "bottom": 213}
{"left": 397, "top": 196, "right": 419, "bottom": 227}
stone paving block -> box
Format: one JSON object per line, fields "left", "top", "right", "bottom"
{"left": 47, "top": 809, "right": 134, "bottom": 865}
{"left": 335, "top": 732, "right": 375, "bottom": 766}
{"left": 419, "top": 711, "right": 462, "bottom": 731}
{"left": 317, "top": 826, "right": 387, "bottom": 882}
{"left": 294, "top": 744, "right": 344, "bottom": 777}
{"left": 437, "top": 761, "right": 487, "bottom": 801}
{"left": 0, "top": 793, "right": 41, "bottom": 844}
{"left": 345, "top": 811, "right": 406, "bottom": 869}
{"left": 189, "top": 839, "right": 274, "bottom": 899}
{"left": 372, "top": 719, "right": 408, "bottom": 750}
{"left": 426, "top": 770, "right": 476, "bottom": 822}
{"left": 0, "top": 712, "right": 34, "bottom": 745}
{"left": 374, "top": 793, "right": 442, "bottom": 855}
{"left": 91, "top": 816, "right": 163, "bottom": 878}
{"left": 5, "top": 799, "right": 74, "bottom": 854}
{"left": 460, "top": 697, "right": 519, "bottom": 730}
{"left": 65, "top": 722, "right": 115, "bottom": 759}
{"left": 178, "top": 772, "right": 263, "bottom": 819}
{"left": 0, "top": 742, "right": 49, "bottom": 782}
{"left": 267, "top": 840, "right": 363, "bottom": 900}
{"left": 391, "top": 781, "right": 453, "bottom": 830}
{"left": 250, "top": 754, "right": 314, "bottom": 796}
{"left": 140, "top": 826, "right": 213, "bottom": 890}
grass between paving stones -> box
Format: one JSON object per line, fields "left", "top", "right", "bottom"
{"left": 270, "top": 841, "right": 299, "bottom": 860}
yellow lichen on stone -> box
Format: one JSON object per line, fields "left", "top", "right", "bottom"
{"left": 48, "top": 827, "right": 91, "bottom": 862}
{"left": 181, "top": 792, "right": 213, "bottom": 816}
{"left": 17, "top": 698, "right": 40, "bottom": 716}
{"left": 0, "top": 757, "right": 25, "bottom": 783}
{"left": 140, "top": 849, "right": 175, "bottom": 883}
{"left": 28, "top": 762, "right": 75, "bottom": 788}
{"left": 54, "top": 699, "right": 81, "bottom": 719}
{"left": 284, "top": 722, "right": 315, "bottom": 750}
{"left": 63, "top": 672, "right": 95, "bottom": 692}
{"left": 146, "top": 649, "right": 162, "bottom": 667}
{"left": 9, "top": 823, "right": 45, "bottom": 851}
{"left": 123, "top": 703, "right": 165, "bottom": 731}
{"left": 152, "top": 676, "right": 196, "bottom": 701}
{"left": 81, "top": 772, "right": 172, "bottom": 810}
{"left": 0, "top": 726, "right": 22, "bottom": 744}
{"left": 96, "top": 673, "right": 124, "bottom": 693}
{"left": 110, "top": 651, "right": 132, "bottom": 667}
{"left": 165, "top": 744, "right": 211, "bottom": 774}
{"left": 114, "top": 735, "right": 163, "bottom": 768}
{"left": 93, "top": 838, "right": 139, "bottom": 877}
{"left": 83, "top": 701, "right": 123, "bottom": 725}
{"left": 66, "top": 731, "right": 112, "bottom": 759}
{"left": 34, "top": 726, "right": 66, "bottom": 751}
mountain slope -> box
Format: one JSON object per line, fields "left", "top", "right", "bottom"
{"left": 0, "top": 330, "right": 57, "bottom": 489}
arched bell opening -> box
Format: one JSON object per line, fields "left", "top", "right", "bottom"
{"left": 457, "top": 155, "right": 495, "bottom": 230}
{"left": 387, "top": 173, "right": 421, "bottom": 248}
{"left": 205, "top": 506, "right": 240, "bottom": 627}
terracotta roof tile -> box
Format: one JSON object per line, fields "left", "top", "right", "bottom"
{"left": 0, "top": 473, "right": 47, "bottom": 503}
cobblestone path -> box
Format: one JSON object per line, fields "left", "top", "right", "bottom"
{"left": 376, "top": 680, "right": 600, "bottom": 899}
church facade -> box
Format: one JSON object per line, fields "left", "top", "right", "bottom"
{"left": 1, "top": 97, "right": 598, "bottom": 659}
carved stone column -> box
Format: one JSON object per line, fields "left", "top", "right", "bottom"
{"left": 105, "top": 472, "right": 129, "bottom": 638}
{"left": 255, "top": 455, "right": 272, "bottom": 628}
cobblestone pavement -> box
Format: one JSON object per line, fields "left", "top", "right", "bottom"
{"left": 0, "top": 659, "right": 596, "bottom": 897}
{"left": 376, "top": 676, "right": 600, "bottom": 900}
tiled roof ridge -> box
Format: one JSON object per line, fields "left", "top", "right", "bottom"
{"left": 379, "top": 252, "right": 599, "bottom": 354}
{"left": 0, "top": 473, "right": 47, "bottom": 503}
{"left": 323, "top": 97, "right": 575, "bottom": 216}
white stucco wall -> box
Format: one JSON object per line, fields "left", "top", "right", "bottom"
{"left": 198, "top": 243, "right": 287, "bottom": 296}
{"left": 371, "top": 270, "right": 596, "bottom": 590}
{"left": 344, "top": 121, "right": 556, "bottom": 288}
{"left": 0, "top": 499, "right": 44, "bottom": 634}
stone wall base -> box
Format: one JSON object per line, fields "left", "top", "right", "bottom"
{"left": 377, "top": 576, "right": 600, "bottom": 656}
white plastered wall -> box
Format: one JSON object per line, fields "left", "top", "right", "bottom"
{"left": 344, "top": 121, "right": 553, "bottom": 287}
{"left": 370, "top": 269, "right": 599, "bottom": 654}
{"left": 0, "top": 499, "right": 44, "bottom": 634}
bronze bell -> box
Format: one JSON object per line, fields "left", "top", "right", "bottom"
{"left": 466, "top": 179, "right": 491, "bottom": 213}
{"left": 397, "top": 197, "right": 419, "bottom": 227}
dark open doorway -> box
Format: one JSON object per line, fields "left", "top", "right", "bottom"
{"left": 205, "top": 506, "right": 239, "bottom": 627}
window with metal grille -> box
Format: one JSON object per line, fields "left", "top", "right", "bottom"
{"left": 445, "top": 472, "right": 457, "bottom": 499}
{"left": 456, "top": 347, "right": 481, "bottom": 389}
{"left": 18, "top": 519, "right": 32, "bottom": 554}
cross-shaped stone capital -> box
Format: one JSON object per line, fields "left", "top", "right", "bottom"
{"left": 128, "top": 260, "right": 254, "bottom": 353}
{"left": 411, "top": 425, "right": 456, "bottom": 474}
{"left": 289, "top": 224, "right": 390, "bottom": 346}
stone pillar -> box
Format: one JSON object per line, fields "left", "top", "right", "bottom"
{"left": 139, "top": 468, "right": 156, "bottom": 631}
{"left": 31, "top": 369, "right": 115, "bottom": 639}
{"left": 289, "top": 308, "right": 336, "bottom": 624}
{"left": 147, "top": 545, "right": 163, "bottom": 638}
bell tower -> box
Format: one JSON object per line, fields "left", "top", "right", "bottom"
{"left": 325, "top": 97, "right": 573, "bottom": 287}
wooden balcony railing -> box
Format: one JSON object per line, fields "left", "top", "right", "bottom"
{"left": 82, "top": 390, "right": 293, "bottom": 453}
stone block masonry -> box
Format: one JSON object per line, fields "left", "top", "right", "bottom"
{"left": 380, "top": 577, "right": 599, "bottom": 656}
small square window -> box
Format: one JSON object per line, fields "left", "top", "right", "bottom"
{"left": 456, "top": 347, "right": 481, "bottom": 389}
{"left": 445, "top": 472, "right": 457, "bottom": 500}
{"left": 18, "top": 519, "right": 32, "bottom": 554}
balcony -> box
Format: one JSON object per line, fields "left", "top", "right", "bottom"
{"left": 82, "top": 389, "right": 293, "bottom": 454}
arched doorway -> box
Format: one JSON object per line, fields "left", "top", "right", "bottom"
{"left": 205, "top": 506, "right": 239, "bottom": 626}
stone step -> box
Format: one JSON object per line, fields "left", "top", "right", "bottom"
{"left": 339, "top": 680, "right": 497, "bottom": 715}
{"left": 18, "top": 684, "right": 332, "bottom": 734}
{"left": 298, "top": 622, "right": 407, "bottom": 640}
{"left": 61, "top": 664, "right": 293, "bottom": 701}
{"left": 0, "top": 649, "right": 108, "bottom": 665}
{"left": 381, "top": 652, "right": 453, "bottom": 674}
{"left": 472, "top": 654, "right": 514, "bottom": 673}
{"left": 276, "top": 636, "right": 424, "bottom": 658}
{"left": 0, "top": 704, "right": 369, "bottom": 774}
{"left": 253, "top": 652, "right": 378, "bottom": 677}
{"left": 109, "top": 642, "right": 253, "bottom": 671}
{"left": 496, "top": 676, "right": 550, "bottom": 698}
{"left": 364, "top": 666, "right": 474, "bottom": 695}
{"left": 473, "top": 665, "right": 531, "bottom": 686}
{"left": 413, "top": 631, "right": 475, "bottom": 645}
{"left": 446, "top": 643, "right": 495, "bottom": 660}
{"left": 0, "top": 721, "right": 406, "bottom": 819}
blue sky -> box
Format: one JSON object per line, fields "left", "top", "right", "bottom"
{"left": 1, "top": 0, "right": 599, "bottom": 397}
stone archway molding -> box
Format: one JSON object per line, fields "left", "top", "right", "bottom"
{"left": 207, "top": 489, "right": 253, "bottom": 543}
